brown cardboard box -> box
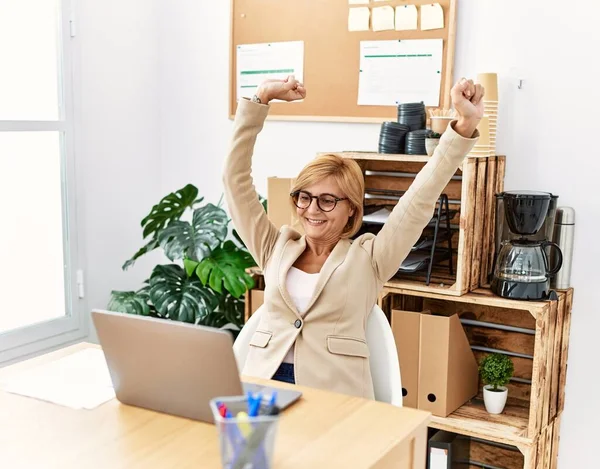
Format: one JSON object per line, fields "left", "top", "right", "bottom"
{"left": 390, "top": 309, "right": 429, "bottom": 408}
{"left": 250, "top": 290, "right": 264, "bottom": 316}
{"left": 417, "top": 313, "right": 479, "bottom": 417}
{"left": 391, "top": 310, "right": 478, "bottom": 416}
{"left": 267, "top": 177, "right": 304, "bottom": 233}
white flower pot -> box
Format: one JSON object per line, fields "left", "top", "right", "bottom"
{"left": 425, "top": 138, "right": 440, "bottom": 156}
{"left": 483, "top": 385, "right": 508, "bottom": 414}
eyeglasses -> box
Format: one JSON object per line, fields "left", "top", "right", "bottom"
{"left": 290, "top": 190, "right": 348, "bottom": 212}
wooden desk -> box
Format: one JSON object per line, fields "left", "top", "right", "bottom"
{"left": 0, "top": 343, "right": 431, "bottom": 469}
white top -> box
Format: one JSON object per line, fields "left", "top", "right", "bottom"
{"left": 282, "top": 267, "right": 319, "bottom": 364}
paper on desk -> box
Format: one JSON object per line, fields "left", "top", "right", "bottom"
{"left": 420, "top": 3, "right": 445, "bottom": 31}
{"left": 1, "top": 348, "right": 115, "bottom": 410}
{"left": 348, "top": 7, "right": 370, "bottom": 32}
{"left": 362, "top": 208, "right": 392, "bottom": 224}
{"left": 372, "top": 6, "right": 395, "bottom": 31}
{"left": 395, "top": 5, "right": 418, "bottom": 31}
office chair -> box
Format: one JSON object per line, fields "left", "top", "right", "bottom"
{"left": 233, "top": 303, "right": 403, "bottom": 407}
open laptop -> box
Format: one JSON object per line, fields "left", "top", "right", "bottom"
{"left": 91, "top": 309, "right": 302, "bottom": 423}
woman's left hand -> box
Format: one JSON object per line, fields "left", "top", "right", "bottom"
{"left": 451, "top": 78, "right": 485, "bottom": 138}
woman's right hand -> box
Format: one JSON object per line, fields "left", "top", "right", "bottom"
{"left": 255, "top": 75, "right": 306, "bottom": 104}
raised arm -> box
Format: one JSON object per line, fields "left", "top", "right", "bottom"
{"left": 366, "top": 79, "right": 484, "bottom": 282}
{"left": 222, "top": 76, "right": 307, "bottom": 270}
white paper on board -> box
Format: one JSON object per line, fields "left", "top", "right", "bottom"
{"left": 421, "top": 3, "right": 445, "bottom": 31}
{"left": 236, "top": 41, "right": 304, "bottom": 102}
{"left": 372, "top": 6, "right": 395, "bottom": 31}
{"left": 395, "top": 5, "right": 418, "bottom": 31}
{"left": 348, "top": 7, "right": 370, "bottom": 32}
{"left": 357, "top": 39, "right": 443, "bottom": 107}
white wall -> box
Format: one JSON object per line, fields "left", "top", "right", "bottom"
{"left": 76, "top": 0, "right": 164, "bottom": 341}
{"left": 155, "top": 0, "right": 599, "bottom": 466}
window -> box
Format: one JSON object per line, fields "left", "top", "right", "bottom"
{"left": 0, "top": 0, "right": 85, "bottom": 364}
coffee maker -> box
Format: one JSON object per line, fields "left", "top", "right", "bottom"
{"left": 491, "top": 191, "right": 563, "bottom": 300}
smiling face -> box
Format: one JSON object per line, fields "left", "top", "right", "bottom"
{"left": 295, "top": 176, "right": 355, "bottom": 243}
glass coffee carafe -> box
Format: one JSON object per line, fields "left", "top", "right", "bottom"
{"left": 493, "top": 240, "right": 563, "bottom": 299}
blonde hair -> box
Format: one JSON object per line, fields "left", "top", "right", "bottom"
{"left": 291, "top": 154, "right": 364, "bottom": 238}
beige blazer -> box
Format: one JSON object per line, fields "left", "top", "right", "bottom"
{"left": 223, "top": 99, "right": 478, "bottom": 399}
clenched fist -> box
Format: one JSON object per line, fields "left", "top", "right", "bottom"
{"left": 451, "top": 78, "right": 485, "bottom": 138}
{"left": 255, "top": 75, "right": 306, "bottom": 104}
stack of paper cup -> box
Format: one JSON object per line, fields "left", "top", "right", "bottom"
{"left": 476, "top": 73, "right": 498, "bottom": 155}
{"left": 469, "top": 116, "right": 494, "bottom": 157}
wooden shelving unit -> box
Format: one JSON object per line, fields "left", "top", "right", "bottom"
{"left": 379, "top": 286, "right": 573, "bottom": 469}
{"left": 322, "top": 152, "right": 506, "bottom": 296}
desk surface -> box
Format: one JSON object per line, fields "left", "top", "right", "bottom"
{"left": 0, "top": 343, "right": 431, "bottom": 469}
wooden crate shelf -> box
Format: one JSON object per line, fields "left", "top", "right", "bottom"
{"left": 379, "top": 287, "right": 573, "bottom": 468}
{"left": 379, "top": 288, "right": 572, "bottom": 441}
{"left": 428, "top": 413, "right": 562, "bottom": 469}
{"left": 326, "top": 152, "right": 506, "bottom": 296}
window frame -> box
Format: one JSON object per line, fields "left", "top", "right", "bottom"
{"left": 0, "top": 0, "right": 87, "bottom": 365}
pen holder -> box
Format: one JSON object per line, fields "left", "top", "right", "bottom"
{"left": 210, "top": 396, "right": 279, "bottom": 469}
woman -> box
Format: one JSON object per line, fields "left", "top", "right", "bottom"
{"left": 223, "top": 76, "right": 483, "bottom": 399}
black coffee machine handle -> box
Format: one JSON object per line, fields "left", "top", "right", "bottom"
{"left": 542, "top": 241, "right": 563, "bottom": 277}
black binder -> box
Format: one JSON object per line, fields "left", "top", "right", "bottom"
{"left": 427, "top": 430, "right": 470, "bottom": 469}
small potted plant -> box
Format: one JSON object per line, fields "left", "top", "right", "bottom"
{"left": 479, "top": 353, "right": 514, "bottom": 414}
{"left": 425, "top": 132, "right": 442, "bottom": 156}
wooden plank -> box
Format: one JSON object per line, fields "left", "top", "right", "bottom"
{"left": 470, "top": 158, "right": 488, "bottom": 290}
{"left": 457, "top": 158, "right": 478, "bottom": 293}
{"left": 521, "top": 440, "right": 537, "bottom": 469}
{"left": 488, "top": 156, "right": 506, "bottom": 284}
{"left": 550, "top": 413, "right": 561, "bottom": 469}
{"left": 549, "top": 293, "right": 566, "bottom": 420}
{"left": 384, "top": 277, "right": 463, "bottom": 296}
{"left": 469, "top": 438, "right": 524, "bottom": 469}
{"left": 528, "top": 308, "right": 551, "bottom": 439}
{"left": 541, "top": 301, "right": 558, "bottom": 429}
{"left": 537, "top": 421, "right": 553, "bottom": 469}
{"left": 383, "top": 284, "right": 549, "bottom": 317}
{"left": 480, "top": 156, "right": 497, "bottom": 286}
{"left": 360, "top": 159, "right": 442, "bottom": 175}
{"left": 558, "top": 289, "right": 574, "bottom": 413}
{"left": 422, "top": 298, "right": 537, "bottom": 329}
{"left": 429, "top": 398, "right": 533, "bottom": 447}
{"left": 336, "top": 152, "right": 434, "bottom": 163}
{"left": 548, "top": 292, "right": 567, "bottom": 420}
{"left": 464, "top": 326, "right": 535, "bottom": 357}
{"left": 364, "top": 175, "right": 464, "bottom": 201}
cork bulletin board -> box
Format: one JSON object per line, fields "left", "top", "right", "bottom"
{"left": 230, "top": 0, "right": 458, "bottom": 123}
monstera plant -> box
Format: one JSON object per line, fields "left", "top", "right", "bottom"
{"left": 108, "top": 184, "right": 263, "bottom": 333}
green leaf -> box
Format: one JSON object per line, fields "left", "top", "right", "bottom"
{"left": 107, "top": 290, "right": 151, "bottom": 316}
{"left": 141, "top": 184, "right": 200, "bottom": 239}
{"left": 217, "top": 294, "right": 245, "bottom": 328}
{"left": 149, "top": 264, "right": 219, "bottom": 324}
{"left": 157, "top": 204, "right": 228, "bottom": 262}
{"left": 196, "top": 240, "right": 256, "bottom": 298}
{"left": 122, "top": 237, "right": 159, "bottom": 271}
{"left": 479, "top": 353, "right": 514, "bottom": 389}
{"left": 183, "top": 258, "right": 200, "bottom": 277}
